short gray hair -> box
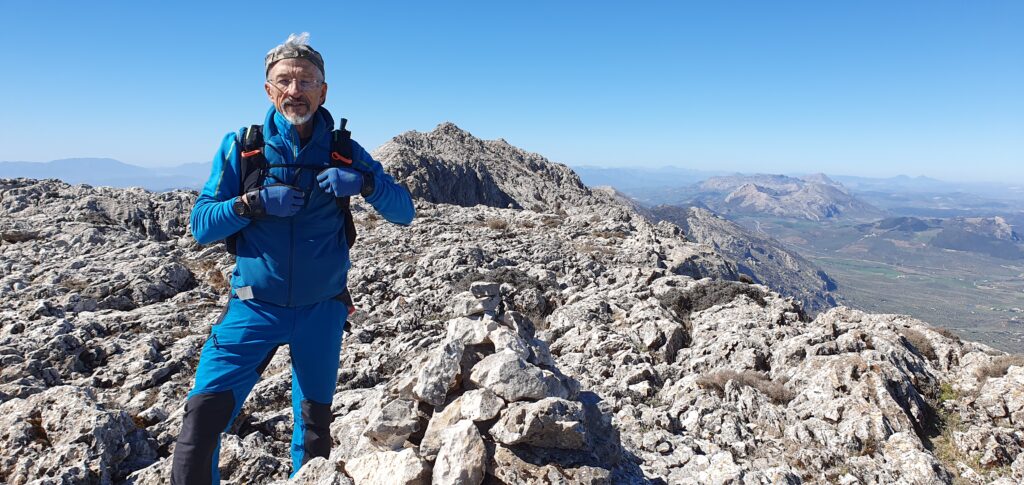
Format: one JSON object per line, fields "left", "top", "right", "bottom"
{"left": 265, "top": 32, "right": 325, "bottom": 80}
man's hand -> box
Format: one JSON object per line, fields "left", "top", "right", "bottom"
{"left": 317, "top": 167, "right": 363, "bottom": 197}
{"left": 258, "top": 184, "right": 305, "bottom": 217}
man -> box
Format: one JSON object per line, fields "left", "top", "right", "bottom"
{"left": 172, "top": 33, "right": 414, "bottom": 483}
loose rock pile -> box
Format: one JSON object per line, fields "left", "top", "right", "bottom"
{"left": 279, "top": 280, "right": 644, "bottom": 484}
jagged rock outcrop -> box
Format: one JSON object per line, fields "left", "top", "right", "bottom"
{"left": 372, "top": 122, "right": 593, "bottom": 212}
{"left": 2, "top": 127, "right": 1023, "bottom": 484}
{"left": 650, "top": 205, "right": 839, "bottom": 313}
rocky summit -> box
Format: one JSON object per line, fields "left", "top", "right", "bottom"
{"left": 372, "top": 123, "right": 593, "bottom": 212}
{"left": 1, "top": 124, "right": 1023, "bottom": 484}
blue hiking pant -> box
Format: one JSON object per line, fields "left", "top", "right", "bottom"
{"left": 170, "top": 296, "right": 347, "bottom": 484}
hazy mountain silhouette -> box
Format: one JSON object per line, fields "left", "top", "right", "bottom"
{"left": 0, "top": 158, "right": 210, "bottom": 191}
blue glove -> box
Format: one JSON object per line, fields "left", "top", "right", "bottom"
{"left": 317, "top": 167, "right": 363, "bottom": 197}
{"left": 258, "top": 184, "right": 304, "bottom": 217}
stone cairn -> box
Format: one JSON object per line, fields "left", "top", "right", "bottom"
{"left": 322, "top": 280, "right": 632, "bottom": 485}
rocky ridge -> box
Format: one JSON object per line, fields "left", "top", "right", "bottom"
{"left": 0, "top": 125, "right": 1022, "bottom": 484}
{"left": 372, "top": 123, "right": 593, "bottom": 212}
{"left": 649, "top": 205, "right": 839, "bottom": 313}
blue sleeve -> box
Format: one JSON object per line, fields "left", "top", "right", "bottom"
{"left": 351, "top": 140, "right": 415, "bottom": 226}
{"left": 189, "top": 132, "right": 251, "bottom": 245}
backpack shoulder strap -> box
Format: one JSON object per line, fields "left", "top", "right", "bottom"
{"left": 226, "top": 124, "right": 266, "bottom": 255}
{"left": 330, "top": 118, "right": 354, "bottom": 166}
{"left": 328, "top": 118, "right": 359, "bottom": 248}
{"left": 239, "top": 124, "right": 266, "bottom": 192}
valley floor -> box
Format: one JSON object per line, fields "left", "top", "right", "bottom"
{"left": 736, "top": 216, "right": 1024, "bottom": 353}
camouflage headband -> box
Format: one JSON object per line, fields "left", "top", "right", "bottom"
{"left": 265, "top": 44, "right": 325, "bottom": 78}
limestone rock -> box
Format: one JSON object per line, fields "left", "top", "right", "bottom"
{"left": 432, "top": 419, "right": 486, "bottom": 485}
{"left": 420, "top": 398, "right": 463, "bottom": 461}
{"left": 0, "top": 385, "right": 152, "bottom": 484}
{"left": 374, "top": 122, "right": 594, "bottom": 212}
{"left": 449, "top": 291, "right": 500, "bottom": 318}
{"left": 446, "top": 317, "right": 498, "bottom": 346}
{"left": 344, "top": 448, "right": 430, "bottom": 485}
{"left": 460, "top": 388, "right": 505, "bottom": 421}
{"left": 362, "top": 399, "right": 420, "bottom": 449}
{"left": 468, "top": 351, "right": 570, "bottom": 402}
{"left": 490, "top": 398, "right": 588, "bottom": 450}
{"left": 413, "top": 339, "right": 465, "bottom": 406}
{"left": 490, "top": 444, "right": 612, "bottom": 485}
{"left": 283, "top": 457, "right": 353, "bottom": 485}
{"left": 469, "top": 281, "right": 500, "bottom": 297}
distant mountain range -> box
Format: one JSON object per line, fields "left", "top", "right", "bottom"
{"left": 571, "top": 165, "right": 727, "bottom": 191}
{"left": 687, "top": 173, "right": 886, "bottom": 222}
{"left": 858, "top": 215, "right": 1023, "bottom": 260}
{"left": 0, "top": 158, "right": 210, "bottom": 191}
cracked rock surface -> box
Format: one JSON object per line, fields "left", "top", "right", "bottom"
{"left": 1, "top": 123, "right": 1022, "bottom": 484}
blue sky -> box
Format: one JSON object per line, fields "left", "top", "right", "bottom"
{"left": 1, "top": 1, "right": 1021, "bottom": 182}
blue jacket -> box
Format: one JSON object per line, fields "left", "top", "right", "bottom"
{"left": 190, "top": 106, "right": 415, "bottom": 307}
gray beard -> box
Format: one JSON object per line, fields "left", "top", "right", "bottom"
{"left": 283, "top": 110, "right": 314, "bottom": 126}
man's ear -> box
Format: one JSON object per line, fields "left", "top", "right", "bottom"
{"left": 320, "top": 82, "right": 328, "bottom": 105}
{"left": 265, "top": 82, "right": 274, "bottom": 101}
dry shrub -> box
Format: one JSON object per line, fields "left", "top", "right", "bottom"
{"left": 521, "top": 220, "right": 536, "bottom": 229}
{"left": 358, "top": 210, "right": 381, "bottom": 228}
{"left": 592, "top": 229, "right": 628, "bottom": 239}
{"left": 186, "top": 258, "right": 230, "bottom": 294}
{"left": 899, "top": 328, "right": 938, "bottom": 362}
{"left": 486, "top": 218, "right": 509, "bottom": 231}
{"left": 696, "top": 369, "right": 794, "bottom": 404}
{"left": 542, "top": 216, "right": 562, "bottom": 228}
{"left": 657, "top": 281, "right": 768, "bottom": 318}
{"left": 61, "top": 278, "right": 90, "bottom": 292}
{"left": 975, "top": 354, "right": 1024, "bottom": 381}
{"left": 576, "top": 243, "right": 615, "bottom": 256}
{"left": 930, "top": 325, "right": 961, "bottom": 343}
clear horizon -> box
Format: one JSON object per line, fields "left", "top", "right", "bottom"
{"left": 5, "top": 156, "right": 1020, "bottom": 187}
{"left": 1, "top": 1, "right": 1021, "bottom": 183}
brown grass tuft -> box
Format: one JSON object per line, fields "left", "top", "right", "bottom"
{"left": 696, "top": 370, "right": 794, "bottom": 404}
{"left": 486, "top": 218, "right": 509, "bottom": 231}
{"left": 975, "top": 354, "right": 1024, "bottom": 381}
{"left": 930, "top": 325, "right": 961, "bottom": 343}
{"left": 185, "top": 258, "right": 231, "bottom": 294}
{"left": 900, "top": 328, "right": 938, "bottom": 362}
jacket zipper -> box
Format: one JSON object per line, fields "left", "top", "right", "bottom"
{"left": 287, "top": 129, "right": 300, "bottom": 307}
{"left": 287, "top": 217, "right": 294, "bottom": 306}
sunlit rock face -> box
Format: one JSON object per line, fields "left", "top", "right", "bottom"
{"left": 1, "top": 128, "right": 1022, "bottom": 484}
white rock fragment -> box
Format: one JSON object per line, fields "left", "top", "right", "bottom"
{"left": 469, "top": 281, "right": 501, "bottom": 297}
{"left": 345, "top": 448, "right": 431, "bottom": 485}
{"left": 420, "top": 397, "right": 464, "bottom": 461}
{"left": 413, "top": 339, "right": 465, "bottom": 406}
{"left": 446, "top": 317, "right": 498, "bottom": 346}
{"left": 433, "top": 419, "right": 486, "bottom": 485}
{"left": 449, "top": 291, "right": 500, "bottom": 318}
{"left": 490, "top": 398, "right": 588, "bottom": 450}
{"left": 460, "top": 388, "right": 505, "bottom": 421}
{"left": 468, "top": 351, "right": 569, "bottom": 402}
{"left": 362, "top": 399, "right": 420, "bottom": 449}
{"left": 288, "top": 456, "right": 353, "bottom": 484}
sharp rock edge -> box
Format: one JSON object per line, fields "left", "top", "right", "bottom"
{"left": 0, "top": 126, "right": 1021, "bottom": 484}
